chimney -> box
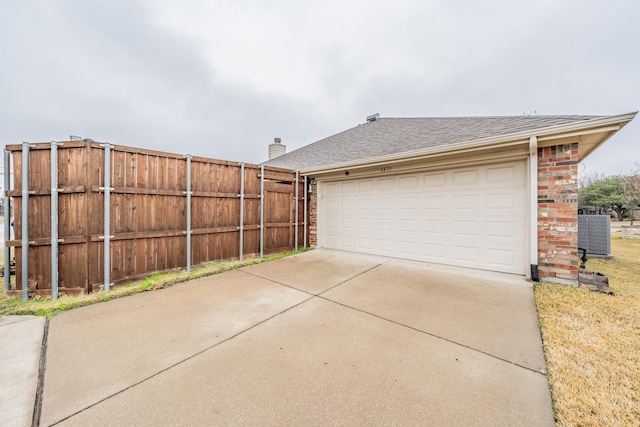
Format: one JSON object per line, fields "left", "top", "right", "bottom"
{"left": 268, "top": 137, "right": 286, "bottom": 160}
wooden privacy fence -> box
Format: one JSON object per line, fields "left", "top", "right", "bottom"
{"left": 4, "top": 141, "right": 307, "bottom": 299}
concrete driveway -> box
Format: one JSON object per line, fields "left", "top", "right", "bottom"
{"left": 37, "top": 249, "right": 554, "bottom": 426}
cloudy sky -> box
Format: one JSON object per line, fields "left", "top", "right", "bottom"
{"left": 1, "top": 0, "right": 638, "bottom": 176}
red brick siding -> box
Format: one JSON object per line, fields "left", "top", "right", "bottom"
{"left": 537, "top": 144, "right": 579, "bottom": 282}
{"left": 308, "top": 178, "right": 318, "bottom": 247}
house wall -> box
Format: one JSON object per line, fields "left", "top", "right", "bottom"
{"left": 537, "top": 143, "right": 579, "bottom": 283}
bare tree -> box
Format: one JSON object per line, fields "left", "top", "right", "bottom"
{"left": 578, "top": 169, "right": 607, "bottom": 189}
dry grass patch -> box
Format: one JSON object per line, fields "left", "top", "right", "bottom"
{"left": 535, "top": 234, "right": 640, "bottom": 425}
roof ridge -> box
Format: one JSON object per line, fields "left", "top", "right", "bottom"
{"left": 374, "top": 115, "right": 604, "bottom": 120}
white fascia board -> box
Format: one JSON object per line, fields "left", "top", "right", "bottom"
{"left": 301, "top": 112, "right": 637, "bottom": 176}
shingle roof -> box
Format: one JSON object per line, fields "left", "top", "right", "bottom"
{"left": 263, "top": 115, "right": 603, "bottom": 170}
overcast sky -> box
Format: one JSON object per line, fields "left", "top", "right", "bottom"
{"left": 1, "top": 0, "right": 638, "bottom": 177}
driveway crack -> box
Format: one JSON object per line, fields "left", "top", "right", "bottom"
{"left": 32, "top": 318, "right": 49, "bottom": 427}
{"left": 319, "top": 295, "right": 547, "bottom": 376}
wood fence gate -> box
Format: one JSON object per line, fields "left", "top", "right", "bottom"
{"left": 4, "top": 141, "right": 307, "bottom": 298}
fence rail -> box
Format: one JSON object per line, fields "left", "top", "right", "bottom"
{"left": 4, "top": 141, "right": 307, "bottom": 298}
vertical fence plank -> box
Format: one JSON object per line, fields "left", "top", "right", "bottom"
{"left": 260, "top": 165, "right": 264, "bottom": 258}
{"left": 295, "top": 170, "right": 299, "bottom": 251}
{"left": 185, "top": 154, "right": 192, "bottom": 272}
{"left": 21, "top": 143, "right": 30, "bottom": 301}
{"left": 239, "top": 163, "right": 245, "bottom": 261}
{"left": 51, "top": 142, "right": 59, "bottom": 299}
{"left": 103, "top": 143, "right": 112, "bottom": 292}
{"left": 3, "top": 150, "right": 10, "bottom": 295}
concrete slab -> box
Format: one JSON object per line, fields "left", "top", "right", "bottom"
{"left": 322, "top": 257, "right": 547, "bottom": 372}
{"left": 56, "top": 298, "right": 554, "bottom": 426}
{"left": 39, "top": 250, "right": 554, "bottom": 426}
{"left": 240, "top": 249, "right": 387, "bottom": 294}
{"left": 0, "top": 315, "right": 46, "bottom": 427}
{"left": 40, "top": 270, "right": 310, "bottom": 426}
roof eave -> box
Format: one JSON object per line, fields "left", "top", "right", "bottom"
{"left": 300, "top": 112, "right": 637, "bottom": 175}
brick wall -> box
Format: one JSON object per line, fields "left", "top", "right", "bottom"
{"left": 537, "top": 143, "right": 579, "bottom": 283}
{"left": 308, "top": 178, "right": 318, "bottom": 247}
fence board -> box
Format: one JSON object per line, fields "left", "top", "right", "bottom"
{"left": 6, "top": 141, "right": 306, "bottom": 297}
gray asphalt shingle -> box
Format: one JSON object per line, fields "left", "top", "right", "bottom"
{"left": 263, "top": 115, "right": 602, "bottom": 170}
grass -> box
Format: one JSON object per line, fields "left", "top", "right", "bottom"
{"left": 535, "top": 233, "right": 640, "bottom": 425}
{"left": 0, "top": 248, "right": 309, "bottom": 318}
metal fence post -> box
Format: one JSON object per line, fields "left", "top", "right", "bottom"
{"left": 303, "top": 176, "right": 307, "bottom": 249}
{"left": 260, "top": 165, "right": 264, "bottom": 258}
{"left": 294, "top": 170, "right": 299, "bottom": 251}
{"left": 185, "top": 154, "right": 192, "bottom": 272}
{"left": 239, "top": 163, "right": 245, "bottom": 261}
{"left": 51, "top": 142, "right": 59, "bottom": 299}
{"left": 103, "top": 143, "right": 112, "bottom": 292}
{"left": 4, "top": 150, "right": 10, "bottom": 295}
{"left": 21, "top": 142, "right": 30, "bottom": 301}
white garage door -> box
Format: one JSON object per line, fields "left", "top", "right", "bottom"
{"left": 320, "top": 161, "right": 527, "bottom": 274}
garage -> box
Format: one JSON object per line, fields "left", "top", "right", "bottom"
{"left": 319, "top": 161, "right": 527, "bottom": 274}
{"left": 265, "top": 113, "right": 636, "bottom": 283}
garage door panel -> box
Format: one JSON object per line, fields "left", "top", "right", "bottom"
{"left": 357, "top": 238, "right": 374, "bottom": 250}
{"left": 377, "top": 219, "right": 394, "bottom": 231}
{"left": 452, "top": 245, "right": 479, "bottom": 262}
{"left": 340, "top": 235, "right": 356, "bottom": 247}
{"left": 320, "top": 161, "right": 526, "bottom": 274}
{"left": 341, "top": 218, "right": 355, "bottom": 229}
{"left": 452, "top": 220, "right": 479, "bottom": 237}
{"left": 486, "top": 165, "right": 517, "bottom": 182}
{"left": 341, "top": 182, "right": 356, "bottom": 193}
{"left": 342, "top": 199, "right": 356, "bottom": 211}
{"left": 486, "top": 192, "right": 519, "bottom": 210}
{"left": 377, "top": 239, "right": 394, "bottom": 252}
{"left": 399, "top": 197, "right": 419, "bottom": 210}
{"left": 486, "top": 221, "right": 520, "bottom": 239}
{"left": 485, "top": 248, "right": 517, "bottom": 267}
{"left": 423, "top": 220, "right": 446, "bottom": 233}
{"left": 398, "top": 241, "right": 419, "bottom": 256}
{"left": 358, "top": 198, "right": 375, "bottom": 209}
{"left": 325, "top": 182, "right": 340, "bottom": 195}
{"left": 423, "top": 195, "right": 447, "bottom": 209}
{"left": 423, "top": 243, "right": 447, "bottom": 258}
{"left": 377, "top": 198, "right": 394, "bottom": 209}
{"left": 325, "top": 234, "right": 339, "bottom": 245}
{"left": 358, "top": 180, "right": 374, "bottom": 192}
{"left": 399, "top": 219, "right": 419, "bottom": 232}
{"left": 399, "top": 175, "right": 419, "bottom": 189}
{"left": 377, "top": 178, "right": 395, "bottom": 191}
{"left": 358, "top": 218, "right": 374, "bottom": 231}
{"left": 452, "top": 194, "right": 479, "bottom": 209}
{"left": 424, "top": 173, "right": 447, "bottom": 187}
{"left": 453, "top": 169, "right": 479, "bottom": 185}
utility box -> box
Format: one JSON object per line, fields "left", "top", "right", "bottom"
{"left": 578, "top": 215, "right": 611, "bottom": 257}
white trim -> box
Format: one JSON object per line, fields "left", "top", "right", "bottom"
{"left": 529, "top": 136, "right": 538, "bottom": 279}
{"left": 316, "top": 148, "right": 528, "bottom": 182}
{"left": 536, "top": 124, "right": 620, "bottom": 142}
